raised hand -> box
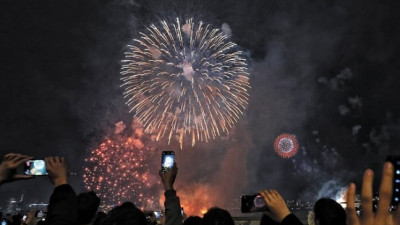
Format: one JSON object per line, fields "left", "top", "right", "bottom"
{"left": 346, "top": 162, "right": 400, "bottom": 225}
{"left": 260, "top": 190, "right": 291, "bottom": 222}
{"left": 0, "top": 153, "right": 33, "bottom": 184}
{"left": 159, "top": 163, "right": 177, "bottom": 191}
{"left": 45, "top": 156, "right": 68, "bottom": 187}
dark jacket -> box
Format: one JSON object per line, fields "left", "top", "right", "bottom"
{"left": 281, "top": 214, "right": 304, "bottom": 225}
{"left": 164, "top": 189, "right": 183, "bottom": 225}
{"left": 45, "top": 184, "right": 77, "bottom": 225}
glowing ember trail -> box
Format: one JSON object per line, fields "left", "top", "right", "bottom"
{"left": 121, "top": 18, "right": 250, "bottom": 149}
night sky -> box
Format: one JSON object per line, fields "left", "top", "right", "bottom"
{"left": 1, "top": 0, "right": 400, "bottom": 215}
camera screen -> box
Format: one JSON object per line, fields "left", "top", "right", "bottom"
{"left": 162, "top": 154, "right": 174, "bottom": 170}
{"left": 154, "top": 211, "right": 162, "bottom": 219}
{"left": 24, "top": 160, "right": 48, "bottom": 175}
{"left": 241, "top": 194, "right": 267, "bottom": 213}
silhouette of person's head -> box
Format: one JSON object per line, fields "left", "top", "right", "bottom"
{"left": 184, "top": 216, "right": 202, "bottom": 225}
{"left": 201, "top": 207, "right": 234, "bottom": 225}
{"left": 11, "top": 214, "right": 22, "bottom": 225}
{"left": 77, "top": 191, "right": 101, "bottom": 224}
{"left": 100, "top": 202, "right": 147, "bottom": 225}
{"left": 93, "top": 211, "right": 107, "bottom": 225}
{"left": 313, "top": 198, "right": 346, "bottom": 225}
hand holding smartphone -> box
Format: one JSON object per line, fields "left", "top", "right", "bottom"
{"left": 24, "top": 159, "right": 48, "bottom": 176}
{"left": 161, "top": 151, "right": 175, "bottom": 173}
{"left": 241, "top": 193, "right": 267, "bottom": 213}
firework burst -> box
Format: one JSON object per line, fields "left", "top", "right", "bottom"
{"left": 121, "top": 18, "right": 250, "bottom": 148}
{"left": 274, "top": 133, "right": 299, "bottom": 158}
{"left": 83, "top": 124, "right": 160, "bottom": 210}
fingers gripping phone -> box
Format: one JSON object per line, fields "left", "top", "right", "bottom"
{"left": 161, "top": 151, "right": 175, "bottom": 173}
{"left": 241, "top": 193, "right": 267, "bottom": 213}
{"left": 386, "top": 155, "right": 400, "bottom": 210}
{"left": 24, "top": 159, "right": 48, "bottom": 175}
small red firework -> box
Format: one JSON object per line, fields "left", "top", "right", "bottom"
{"left": 274, "top": 133, "right": 299, "bottom": 158}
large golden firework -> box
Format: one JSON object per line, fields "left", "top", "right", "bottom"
{"left": 121, "top": 18, "right": 250, "bottom": 148}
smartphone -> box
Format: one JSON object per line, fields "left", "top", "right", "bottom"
{"left": 386, "top": 155, "right": 400, "bottom": 210}
{"left": 161, "top": 151, "right": 175, "bottom": 173}
{"left": 154, "top": 211, "right": 163, "bottom": 219}
{"left": 241, "top": 193, "right": 267, "bottom": 213}
{"left": 24, "top": 160, "right": 48, "bottom": 175}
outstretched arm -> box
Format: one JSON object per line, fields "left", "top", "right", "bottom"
{"left": 45, "top": 156, "right": 77, "bottom": 225}
{"left": 159, "top": 164, "right": 183, "bottom": 225}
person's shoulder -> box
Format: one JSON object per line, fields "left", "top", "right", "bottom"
{"left": 281, "top": 213, "right": 304, "bottom": 225}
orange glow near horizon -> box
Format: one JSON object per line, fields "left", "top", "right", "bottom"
{"left": 159, "top": 184, "right": 216, "bottom": 216}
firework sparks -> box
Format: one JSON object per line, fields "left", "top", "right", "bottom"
{"left": 274, "top": 133, "right": 299, "bottom": 158}
{"left": 121, "top": 18, "right": 250, "bottom": 148}
{"left": 83, "top": 122, "right": 160, "bottom": 210}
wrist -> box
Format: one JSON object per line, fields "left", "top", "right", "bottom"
{"left": 163, "top": 184, "right": 173, "bottom": 190}
{"left": 278, "top": 211, "right": 291, "bottom": 222}
{"left": 53, "top": 177, "right": 68, "bottom": 187}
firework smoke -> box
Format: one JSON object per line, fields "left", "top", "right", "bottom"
{"left": 121, "top": 18, "right": 250, "bottom": 149}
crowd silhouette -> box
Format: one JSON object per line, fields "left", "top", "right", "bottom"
{"left": 0, "top": 153, "right": 399, "bottom": 225}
